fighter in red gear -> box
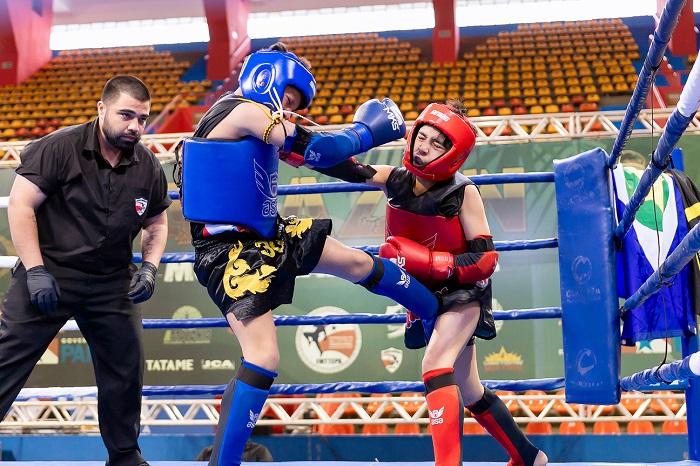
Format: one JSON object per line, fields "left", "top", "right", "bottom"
{"left": 358, "top": 100, "right": 548, "bottom": 466}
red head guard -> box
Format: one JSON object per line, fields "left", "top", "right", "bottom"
{"left": 403, "top": 103, "right": 476, "bottom": 181}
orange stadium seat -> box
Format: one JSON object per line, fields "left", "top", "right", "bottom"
{"left": 464, "top": 422, "right": 487, "bottom": 435}
{"left": 593, "top": 421, "right": 620, "bottom": 434}
{"left": 626, "top": 420, "right": 654, "bottom": 434}
{"left": 526, "top": 422, "right": 553, "bottom": 435}
{"left": 559, "top": 421, "right": 586, "bottom": 435}
{"left": 316, "top": 424, "right": 355, "bottom": 435}
{"left": 662, "top": 420, "right": 688, "bottom": 434}
{"left": 361, "top": 423, "right": 388, "bottom": 434}
{"left": 394, "top": 423, "right": 421, "bottom": 435}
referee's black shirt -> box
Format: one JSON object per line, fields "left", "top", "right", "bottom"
{"left": 16, "top": 119, "right": 172, "bottom": 275}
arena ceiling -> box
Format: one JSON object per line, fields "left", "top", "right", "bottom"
{"left": 51, "top": 0, "right": 428, "bottom": 25}
{"left": 51, "top": 0, "right": 591, "bottom": 25}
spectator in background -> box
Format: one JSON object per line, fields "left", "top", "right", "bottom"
{"left": 195, "top": 440, "right": 273, "bottom": 462}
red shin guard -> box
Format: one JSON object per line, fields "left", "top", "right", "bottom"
{"left": 467, "top": 387, "right": 539, "bottom": 466}
{"left": 423, "top": 368, "right": 464, "bottom": 466}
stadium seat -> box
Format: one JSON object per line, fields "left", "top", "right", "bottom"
{"left": 366, "top": 393, "right": 394, "bottom": 416}
{"left": 526, "top": 422, "right": 553, "bottom": 435}
{"left": 394, "top": 423, "right": 421, "bottom": 434}
{"left": 593, "top": 421, "right": 620, "bottom": 434}
{"left": 464, "top": 422, "right": 487, "bottom": 435}
{"left": 559, "top": 421, "right": 586, "bottom": 435}
{"left": 626, "top": 420, "right": 654, "bottom": 434}
{"left": 620, "top": 392, "right": 645, "bottom": 415}
{"left": 523, "top": 390, "right": 547, "bottom": 416}
{"left": 317, "top": 393, "right": 361, "bottom": 417}
{"left": 361, "top": 423, "right": 388, "bottom": 434}
{"left": 652, "top": 390, "right": 682, "bottom": 414}
{"left": 495, "top": 390, "right": 519, "bottom": 415}
{"left": 662, "top": 420, "right": 687, "bottom": 434}
{"left": 316, "top": 423, "right": 355, "bottom": 435}
{"left": 398, "top": 392, "right": 423, "bottom": 416}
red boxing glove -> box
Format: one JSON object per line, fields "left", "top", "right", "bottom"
{"left": 380, "top": 236, "right": 453, "bottom": 282}
{"left": 453, "top": 235, "right": 499, "bottom": 284}
{"left": 278, "top": 150, "right": 306, "bottom": 168}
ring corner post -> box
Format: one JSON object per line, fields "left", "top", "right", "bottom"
{"left": 554, "top": 147, "right": 621, "bottom": 405}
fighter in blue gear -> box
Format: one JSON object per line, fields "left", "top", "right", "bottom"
{"left": 176, "top": 42, "right": 439, "bottom": 466}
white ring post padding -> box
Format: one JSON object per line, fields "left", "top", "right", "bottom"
{"left": 0, "top": 256, "right": 18, "bottom": 268}
{"left": 676, "top": 47, "right": 700, "bottom": 117}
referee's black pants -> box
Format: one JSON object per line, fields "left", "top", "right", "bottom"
{"left": 0, "top": 259, "right": 146, "bottom": 466}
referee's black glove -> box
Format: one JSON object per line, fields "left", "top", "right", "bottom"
{"left": 26, "top": 265, "right": 62, "bottom": 313}
{"left": 128, "top": 261, "right": 157, "bottom": 304}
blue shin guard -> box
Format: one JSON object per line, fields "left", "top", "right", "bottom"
{"left": 209, "top": 360, "right": 277, "bottom": 466}
{"left": 358, "top": 254, "right": 438, "bottom": 340}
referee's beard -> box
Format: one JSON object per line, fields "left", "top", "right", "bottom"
{"left": 103, "top": 119, "right": 140, "bottom": 151}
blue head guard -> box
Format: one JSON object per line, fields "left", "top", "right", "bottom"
{"left": 239, "top": 49, "right": 316, "bottom": 111}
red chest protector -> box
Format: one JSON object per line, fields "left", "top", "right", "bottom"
{"left": 385, "top": 204, "right": 467, "bottom": 255}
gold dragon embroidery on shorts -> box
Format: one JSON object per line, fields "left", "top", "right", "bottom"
{"left": 284, "top": 216, "right": 313, "bottom": 238}
{"left": 255, "top": 238, "right": 284, "bottom": 257}
{"left": 223, "top": 241, "right": 276, "bottom": 299}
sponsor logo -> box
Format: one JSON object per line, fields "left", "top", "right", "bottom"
{"left": 396, "top": 270, "right": 410, "bottom": 288}
{"left": 381, "top": 347, "right": 403, "bottom": 374}
{"left": 625, "top": 339, "right": 674, "bottom": 354}
{"left": 146, "top": 359, "right": 194, "bottom": 371}
{"left": 36, "top": 338, "right": 60, "bottom": 365}
{"left": 247, "top": 409, "right": 260, "bottom": 428}
{"left": 429, "top": 406, "right": 445, "bottom": 425}
{"left": 383, "top": 104, "right": 402, "bottom": 132}
{"left": 164, "top": 306, "right": 212, "bottom": 345}
{"left": 201, "top": 359, "right": 236, "bottom": 370}
{"left": 295, "top": 306, "right": 362, "bottom": 374}
{"left": 163, "top": 263, "right": 197, "bottom": 282}
{"left": 572, "top": 256, "right": 593, "bottom": 284}
{"left": 254, "top": 160, "right": 278, "bottom": 217}
{"left": 576, "top": 349, "right": 596, "bottom": 376}
{"left": 430, "top": 109, "right": 450, "bottom": 122}
{"left": 306, "top": 150, "right": 321, "bottom": 163}
{"left": 396, "top": 254, "right": 406, "bottom": 269}
{"left": 60, "top": 344, "right": 92, "bottom": 364}
{"left": 483, "top": 346, "right": 523, "bottom": 372}
{"left": 135, "top": 198, "right": 148, "bottom": 216}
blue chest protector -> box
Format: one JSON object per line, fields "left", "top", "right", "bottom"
{"left": 181, "top": 137, "right": 279, "bottom": 238}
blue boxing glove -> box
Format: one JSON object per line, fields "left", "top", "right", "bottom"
{"left": 26, "top": 265, "right": 61, "bottom": 313}
{"left": 290, "top": 98, "right": 406, "bottom": 169}
{"left": 347, "top": 98, "right": 407, "bottom": 153}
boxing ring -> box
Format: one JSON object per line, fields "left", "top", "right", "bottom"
{"left": 3, "top": 0, "right": 700, "bottom": 464}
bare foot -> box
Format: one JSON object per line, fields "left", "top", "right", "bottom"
{"left": 534, "top": 450, "right": 549, "bottom": 466}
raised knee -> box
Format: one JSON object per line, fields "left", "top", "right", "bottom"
{"left": 245, "top": 352, "right": 280, "bottom": 373}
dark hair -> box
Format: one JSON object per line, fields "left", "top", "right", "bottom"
{"left": 101, "top": 75, "right": 151, "bottom": 104}
{"left": 619, "top": 149, "right": 648, "bottom": 168}
{"left": 445, "top": 97, "right": 468, "bottom": 117}
{"left": 269, "top": 41, "right": 312, "bottom": 70}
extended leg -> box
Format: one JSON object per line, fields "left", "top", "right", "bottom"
{"left": 357, "top": 254, "right": 438, "bottom": 339}
{"left": 209, "top": 360, "right": 277, "bottom": 466}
